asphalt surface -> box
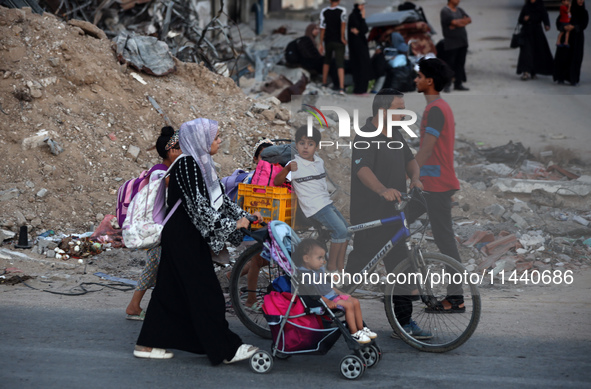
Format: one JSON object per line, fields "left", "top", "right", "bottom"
{"left": 1, "top": 297, "right": 589, "bottom": 389}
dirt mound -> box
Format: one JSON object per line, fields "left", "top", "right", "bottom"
{"left": 0, "top": 7, "right": 291, "bottom": 235}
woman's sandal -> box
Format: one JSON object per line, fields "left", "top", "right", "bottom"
{"left": 425, "top": 296, "right": 466, "bottom": 313}
{"left": 133, "top": 346, "right": 174, "bottom": 359}
{"left": 245, "top": 300, "right": 263, "bottom": 313}
{"left": 223, "top": 344, "right": 258, "bottom": 364}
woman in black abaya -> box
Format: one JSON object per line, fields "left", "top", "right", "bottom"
{"left": 516, "top": 0, "right": 554, "bottom": 80}
{"left": 348, "top": 1, "right": 371, "bottom": 94}
{"left": 554, "top": 0, "right": 588, "bottom": 85}
{"left": 134, "top": 118, "right": 261, "bottom": 365}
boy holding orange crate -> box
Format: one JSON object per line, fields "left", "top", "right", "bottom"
{"left": 275, "top": 126, "right": 351, "bottom": 274}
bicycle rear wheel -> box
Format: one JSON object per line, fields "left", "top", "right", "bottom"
{"left": 229, "top": 242, "right": 280, "bottom": 339}
{"left": 384, "top": 252, "right": 481, "bottom": 353}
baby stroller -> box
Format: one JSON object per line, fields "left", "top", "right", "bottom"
{"left": 245, "top": 221, "right": 381, "bottom": 379}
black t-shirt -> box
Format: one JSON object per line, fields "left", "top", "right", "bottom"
{"left": 320, "top": 6, "right": 347, "bottom": 43}
{"left": 350, "top": 118, "right": 415, "bottom": 225}
{"left": 441, "top": 6, "right": 469, "bottom": 50}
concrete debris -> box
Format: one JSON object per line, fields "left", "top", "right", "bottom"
{"left": 484, "top": 204, "right": 505, "bottom": 218}
{"left": 127, "top": 145, "right": 141, "bottom": 161}
{"left": 1, "top": 229, "right": 16, "bottom": 241}
{"left": 510, "top": 213, "right": 529, "bottom": 229}
{"left": 0, "top": 189, "right": 20, "bottom": 202}
{"left": 491, "top": 178, "right": 591, "bottom": 196}
{"left": 572, "top": 215, "right": 590, "bottom": 227}
{"left": 519, "top": 231, "right": 546, "bottom": 250}
{"left": 481, "top": 163, "right": 514, "bottom": 176}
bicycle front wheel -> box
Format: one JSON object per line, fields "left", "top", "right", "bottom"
{"left": 384, "top": 252, "right": 481, "bottom": 353}
{"left": 229, "top": 242, "right": 279, "bottom": 339}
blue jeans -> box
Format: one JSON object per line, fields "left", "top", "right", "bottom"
{"left": 310, "top": 203, "right": 351, "bottom": 243}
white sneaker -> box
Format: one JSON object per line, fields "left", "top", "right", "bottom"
{"left": 362, "top": 326, "right": 377, "bottom": 339}
{"left": 352, "top": 330, "right": 371, "bottom": 344}
{"left": 223, "top": 344, "right": 259, "bottom": 364}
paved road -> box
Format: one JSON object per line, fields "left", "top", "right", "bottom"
{"left": 1, "top": 294, "right": 589, "bottom": 389}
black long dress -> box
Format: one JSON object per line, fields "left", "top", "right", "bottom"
{"left": 554, "top": 2, "right": 588, "bottom": 84}
{"left": 137, "top": 156, "right": 248, "bottom": 365}
{"left": 516, "top": 1, "right": 554, "bottom": 76}
{"left": 348, "top": 6, "right": 371, "bottom": 94}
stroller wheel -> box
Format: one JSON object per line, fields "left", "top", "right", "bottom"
{"left": 339, "top": 355, "right": 365, "bottom": 380}
{"left": 250, "top": 350, "right": 273, "bottom": 374}
{"left": 359, "top": 344, "right": 381, "bottom": 368}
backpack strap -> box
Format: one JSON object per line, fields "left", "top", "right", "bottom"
{"left": 158, "top": 155, "right": 186, "bottom": 225}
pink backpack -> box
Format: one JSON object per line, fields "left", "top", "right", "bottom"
{"left": 116, "top": 164, "right": 167, "bottom": 227}
{"left": 251, "top": 160, "right": 292, "bottom": 192}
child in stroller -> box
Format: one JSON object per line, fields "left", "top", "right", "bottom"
{"left": 246, "top": 220, "right": 380, "bottom": 379}
{"left": 294, "top": 238, "right": 377, "bottom": 344}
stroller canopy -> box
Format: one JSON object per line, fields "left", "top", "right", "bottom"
{"left": 266, "top": 220, "right": 301, "bottom": 275}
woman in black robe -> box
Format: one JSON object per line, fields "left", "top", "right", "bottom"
{"left": 516, "top": 0, "right": 554, "bottom": 80}
{"left": 348, "top": 1, "right": 371, "bottom": 94}
{"left": 554, "top": 0, "right": 588, "bottom": 85}
{"left": 134, "top": 118, "right": 261, "bottom": 365}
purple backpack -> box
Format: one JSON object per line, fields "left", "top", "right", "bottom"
{"left": 116, "top": 164, "right": 167, "bottom": 227}
{"left": 221, "top": 169, "right": 249, "bottom": 202}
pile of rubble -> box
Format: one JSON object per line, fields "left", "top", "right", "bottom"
{"left": 0, "top": 6, "right": 293, "bottom": 237}
{"left": 449, "top": 140, "right": 591, "bottom": 280}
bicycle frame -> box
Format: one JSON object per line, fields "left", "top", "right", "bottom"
{"left": 343, "top": 211, "right": 413, "bottom": 280}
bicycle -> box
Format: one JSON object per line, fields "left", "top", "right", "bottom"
{"left": 229, "top": 188, "right": 481, "bottom": 353}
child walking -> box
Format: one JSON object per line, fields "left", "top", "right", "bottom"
{"left": 557, "top": 0, "right": 572, "bottom": 47}
{"left": 275, "top": 126, "right": 351, "bottom": 274}
{"left": 294, "top": 239, "right": 377, "bottom": 344}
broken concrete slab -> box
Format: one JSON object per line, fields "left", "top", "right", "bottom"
{"left": 252, "top": 102, "right": 271, "bottom": 112}
{"left": 484, "top": 203, "right": 506, "bottom": 218}
{"left": 0, "top": 229, "right": 16, "bottom": 242}
{"left": 510, "top": 213, "right": 529, "bottom": 229}
{"left": 491, "top": 178, "right": 591, "bottom": 196}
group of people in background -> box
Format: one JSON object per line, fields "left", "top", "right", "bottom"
{"left": 286, "top": 0, "right": 474, "bottom": 94}
{"left": 517, "top": 0, "right": 587, "bottom": 85}
{"left": 285, "top": 0, "right": 586, "bottom": 92}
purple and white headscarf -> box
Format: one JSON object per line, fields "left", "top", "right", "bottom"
{"left": 179, "top": 118, "right": 223, "bottom": 210}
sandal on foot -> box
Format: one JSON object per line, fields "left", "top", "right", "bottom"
{"left": 223, "top": 344, "right": 258, "bottom": 364}
{"left": 126, "top": 310, "right": 146, "bottom": 321}
{"left": 425, "top": 297, "right": 465, "bottom": 313}
{"left": 245, "top": 300, "right": 263, "bottom": 313}
{"left": 133, "top": 347, "right": 174, "bottom": 359}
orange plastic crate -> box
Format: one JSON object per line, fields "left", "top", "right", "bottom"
{"left": 237, "top": 184, "right": 293, "bottom": 229}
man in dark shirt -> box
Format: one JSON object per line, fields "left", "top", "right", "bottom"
{"left": 319, "top": 0, "right": 347, "bottom": 95}
{"left": 440, "top": 0, "right": 471, "bottom": 91}
{"left": 348, "top": 89, "right": 432, "bottom": 339}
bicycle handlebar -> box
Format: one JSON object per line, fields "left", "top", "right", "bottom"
{"left": 395, "top": 187, "right": 422, "bottom": 211}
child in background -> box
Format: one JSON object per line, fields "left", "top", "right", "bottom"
{"left": 294, "top": 239, "right": 377, "bottom": 344}
{"left": 274, "top": 126, "right": 351, "bottom": 275}
{"left": 557, "top": 0, "right": 571, "bottom": 47}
